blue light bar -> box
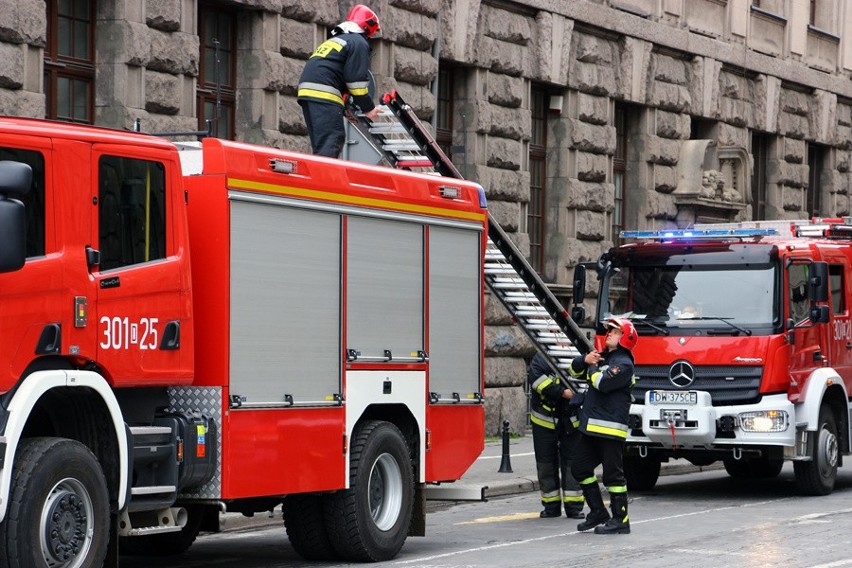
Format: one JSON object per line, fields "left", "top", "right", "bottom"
{"left": 621, "top": 228, "right": 778, "bottom": 240}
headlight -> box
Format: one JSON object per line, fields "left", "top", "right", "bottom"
{"left": 739, "top": 410, "right": 788, "bottom": 433}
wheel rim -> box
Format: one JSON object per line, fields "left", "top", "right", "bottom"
{"left": 817, "top": 424, "right": 839, "bottom": 480}
{"left": 40, "top": 477, "right": 95, "bottom": 568}
{"left": 368, "top": 453, "right": 403, "bottom": 531}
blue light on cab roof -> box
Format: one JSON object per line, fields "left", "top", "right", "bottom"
{"left": 621, "top": 228, "right": 777, "bottom": 241}
{"left": 476, "top": 184, "right": 487, "bottom": 209}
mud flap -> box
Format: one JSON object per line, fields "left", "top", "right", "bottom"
{"left": 408, "top": 483, "right": 426, "bottom": 537}
{"left": 105, "top": 510, "right": 119, "bottom": 567}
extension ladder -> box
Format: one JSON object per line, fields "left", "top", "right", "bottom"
{"left": 345, "top": 92, "right": 593, "bottom": 389}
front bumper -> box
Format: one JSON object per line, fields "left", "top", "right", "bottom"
{"left": 627, "top": 392, "right": 796, "bottom": 450}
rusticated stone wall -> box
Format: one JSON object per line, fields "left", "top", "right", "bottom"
{"left": 4, "top": 0, "right": 852, "bottom": 436}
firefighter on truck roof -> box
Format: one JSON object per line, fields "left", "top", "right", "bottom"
{"left": 297, "top": 4, "right": 381, "bottom": 158}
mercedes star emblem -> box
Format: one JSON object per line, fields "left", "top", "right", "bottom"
{"left": 669, "top": 360, "right": 695, "bottom": 388}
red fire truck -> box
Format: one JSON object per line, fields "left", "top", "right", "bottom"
{"left": 0, "top": 117, "right": 487, "bottom": 566}
{"left": 572, "top": 221, "right": 852, "bottom": 496}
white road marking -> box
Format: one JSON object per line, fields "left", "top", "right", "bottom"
{"left": 477, "top": 452, "right": 535, "bottom": 460}
{"left": 393, "top": 498, "right": 798, "bottom": 565}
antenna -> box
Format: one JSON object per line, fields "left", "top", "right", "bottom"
{"left": 213, "top": 38, "right": 222, "bottom": 138}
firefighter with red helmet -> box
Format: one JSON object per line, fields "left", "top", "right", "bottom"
{"left": 567, "top": 317, "right": 637, "bottom": 534}
{"left": 298, "top": 4, "right": 381, "bottom": 157}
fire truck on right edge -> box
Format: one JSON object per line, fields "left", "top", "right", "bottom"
{"left": 572, "top": 218, "right": 852, "bottom": 495}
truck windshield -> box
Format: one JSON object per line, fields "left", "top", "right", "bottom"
{"left": 601, "top": 264, "right": 777, "bottom": 333}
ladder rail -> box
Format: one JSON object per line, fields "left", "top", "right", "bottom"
{"left": 346, "top": 91, "right": 594, "bottom": 390}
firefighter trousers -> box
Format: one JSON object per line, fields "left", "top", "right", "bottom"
{"left": 532, "top": 422, "right": 583, "bottom": 515}
{"left": 299, "top": 100, "right": 345, "bottom": 158}
{"left": 571, "top": 432, "right": 627, "bottom": 491}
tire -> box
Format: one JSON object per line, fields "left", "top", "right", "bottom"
{"left": 283, "top": 494, "right": 338, "bottom": 561}
{"left": 723, "top": 457, "right": 783, "bottom": 479}
{"left": 794, "top": 404, "right": 839, "bottom": 496}
{"left": 624, "top": 455, "right": 661, "bottom": 491}
{"left": 119, "top": 505, "right": 204, "bottom": 556}
{"left": 0, "top": 437, "right": 110, "bottom": 568}
{"left": 324, "top": 420, "right": 414, "bottom": 562}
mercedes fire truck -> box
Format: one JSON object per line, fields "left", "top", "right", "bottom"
{"left": 574, "top": 221, "right": 852, "bottom": 495}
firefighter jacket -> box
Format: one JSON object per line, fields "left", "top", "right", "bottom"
{"left": 297, "top": 29, "right": 375, "bottom": 113}
{"left": 568, "top": 346, "right": 635, "bottom": 440}
{"left": 527, "top": 352, "right": 578, "bottom": 432}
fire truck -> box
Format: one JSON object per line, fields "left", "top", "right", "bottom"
{"left": 0, "top": 116, "right": 489, "bottom": 566}
{"left": 572, "top": 220, "right": 852, "bottom": 496}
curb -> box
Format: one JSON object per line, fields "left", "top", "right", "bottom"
{"left": 460, "top": 460, "right": 726, "bottom": 500}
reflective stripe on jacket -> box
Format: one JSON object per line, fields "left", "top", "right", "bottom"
{"left": 569, "top": 347, "right": 635, "bottom": 440}
{"left": 527, "top": 352, "right": 577, "bottom": 431}
{"left": 298, "top": 32, "right": 375, "bottom": 112}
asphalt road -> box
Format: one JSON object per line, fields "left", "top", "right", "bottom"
{"left": 121, "top": 463, "right": 852, "bottom": 568}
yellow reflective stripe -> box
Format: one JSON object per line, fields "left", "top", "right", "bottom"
{"left": 296, "top": 88, "right": 344, "bottom": 105}
{"left": 530, "top": 413, "right": 556, "bottom": 429}
{"left": 580, "top": 476, "right": 597, "bottom": 486}
{"left": 569, "top": 365, "right": 584, "bottom": 377}
{"left": 563, "top": 495, "right": 584, "bottom": 503}
{"left": 349, "top": 87, "right": 369, "bottom": 96}
{"left": 541, "top": 493, "right": 561, "bottom": 503}
{"left": 589, "top": 370, "right": 602, "bottom": 389}
{"left": 586, "top": 423, "right": 628, "bottom": 438}
{"left": 607, "top": 485, "right": 627, "bottom": 494}
{"left": 228, "top": 178, "right": 487, "bottom": 222}
{"left": 571, "top": 418, "right": 580, "bottom": 428}
{"left": 532, "top": 375, "right": 554, "bottom": 393}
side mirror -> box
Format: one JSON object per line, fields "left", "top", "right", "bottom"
{"left": 0, "top": 197, "right": 26, "bottom": 273}
{"left": 572, "top": 264, "right": 586, "bottom": 304}
{"left": 810, "top": 305, "right": 830, "bottom": 324}
{"left": 0, "top": 161, "right": 32, "bottom": 274}
{"left": 0, "top": 161, "right": 32, "bottom": 196}
{"left": 809, "top": 261, "right": 829, "bottom": 303}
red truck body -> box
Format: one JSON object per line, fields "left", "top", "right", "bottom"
{"left": 0, "top": 117, "right": 486, "bottom": 565}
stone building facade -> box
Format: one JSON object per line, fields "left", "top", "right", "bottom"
{"left": 3, "top": 0, "right": 852, "bottom": 435}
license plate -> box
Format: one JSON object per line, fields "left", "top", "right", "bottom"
{"left": 648, "top": 390, "right": 697, "bottom": 405}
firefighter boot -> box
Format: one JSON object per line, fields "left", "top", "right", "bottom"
{"left": 576, "top": 484, "right": 610, "bottom": 531}
{"left": 594, "top": 493, "right": 630, "bottom": 535}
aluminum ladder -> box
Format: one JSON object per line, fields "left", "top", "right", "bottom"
{"left": 346, "top": 92, "right": 593, "bottom": 389}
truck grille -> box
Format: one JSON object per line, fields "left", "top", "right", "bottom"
{"left": 632, "top": 365, "right": 763, "bottom": 406}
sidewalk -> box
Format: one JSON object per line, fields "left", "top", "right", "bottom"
{"left": 442, "top": 435, "right": 722, "bottom": 500}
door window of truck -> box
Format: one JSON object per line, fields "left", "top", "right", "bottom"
{"left": 98, "top": 155, "right": 166, "bottom": 271}
{"left": 830, "top": 264, "right": 845, "bottom": 314}
{"left": 0, "top": 148, "right": 45, "bottom": 258}
{"left": 787, "top": 263, "right": 810, "bottom": 323}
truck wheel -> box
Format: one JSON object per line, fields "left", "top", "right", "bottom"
{"left": 794, "top": 404, "right": 838, "bottom": 496}
{"left": 283, "top": 494, "right": 338, "bottom": 560}
{"left": 119, "top": 505, "right": 204, "bottom": 556}
{"left": 624, "top": 455, "right": 660, "bottom": 491}
{"left": 0, "top": 437, "right": 109, "bottom": 568}
{"left": 325, "top": 420, "right": 414, "bottom": 562}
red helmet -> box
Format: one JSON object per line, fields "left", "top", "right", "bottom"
{"left": 347, "top": 4, "right": 381, "bottom": 38}
{"left": 605, "top": 317, "right": 638, "bottom": 350}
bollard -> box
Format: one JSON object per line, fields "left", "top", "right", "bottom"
{"left": 497, "top": 419, "right": 513, "bottom": 473}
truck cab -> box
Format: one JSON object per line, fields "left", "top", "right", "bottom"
{"left": 582, "top": 224, "right": 851, "bottom": 495}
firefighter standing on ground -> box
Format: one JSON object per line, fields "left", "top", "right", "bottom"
{"left": 297, "top": 4, "right": 381, "bottom": 157}
{"left": 527, "top": 351, "right": 585, "bottom": 519}
{"left": 567, "top": 317, "right": 637, "bottom": 534}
